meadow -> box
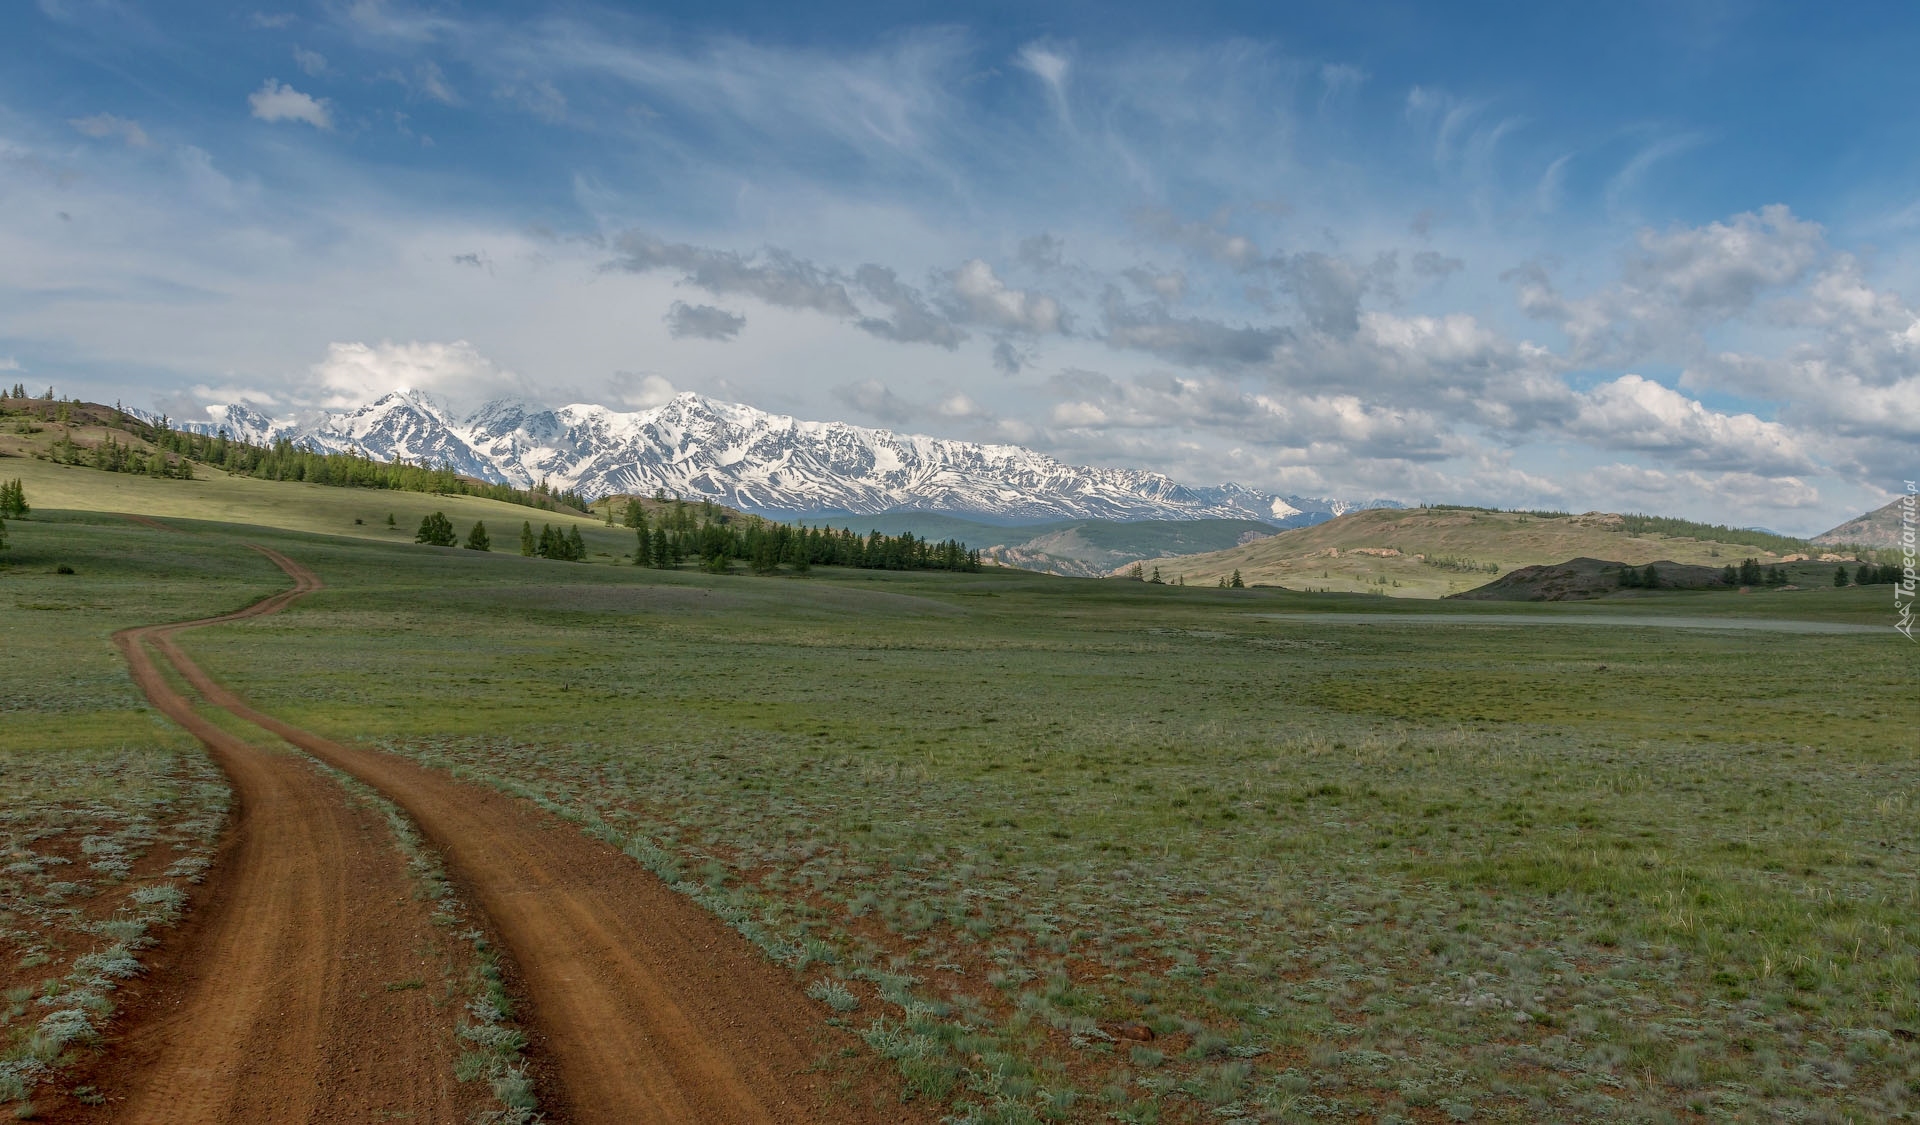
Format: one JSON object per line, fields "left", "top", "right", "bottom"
{"left": 4, "top": 505, "right": 1915, "bottom": 1122}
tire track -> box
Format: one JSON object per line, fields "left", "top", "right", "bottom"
{"left": 152, "top": 547, "right": 912, "bottom": 1125}
{"left": 105, "top": 556, "right": 468, "bottom": 1123}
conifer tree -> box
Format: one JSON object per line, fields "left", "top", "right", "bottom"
{"left": 1834, "top": 565, "right": 1849, "bottom": 587}
{"left": 0, "top": 478, "right": 27, "bottom": 518}
{"left": 566, "top": 525, "right": 586, "bottom": 561}
{"left": 415, "top": 511, "right": 456, "bottom": 546}
{"left": 0, "top": 512, "right": 7, "bottom": 552}
{"left": 624, "top": 500, "right": 643, "bottom": 528}
{"left": 1149, "top": 566, "right": 1165, "bottom": 584}
{"left": 1230, "top": 569, "right": 1244, "bottom": 588}
{"left": 651, "top": 527, "right": 669, "bottom": 568}
{"left": 520, "top": 521, "right": 536, "bottom": 557}
{"left": 751, "top": 534, "right": 780, "bottom": 575}
{"left": 387, "top": 512, "right": 396, "bottom": 527}
{"left": 465, "top": 521, "right": 490, "bottom": 551}
{"left": 604, "top": 503, "right": 614, "bottom": 526}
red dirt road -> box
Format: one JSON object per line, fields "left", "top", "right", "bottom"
{"left": 135, "top": 547, "right": 913, "bottom": 1125}
{"left": 106, "top": 558, "right": 471, "bottom": 1122}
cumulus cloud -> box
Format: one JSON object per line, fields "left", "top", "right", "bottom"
{"left": 248, "top": 79, "right": 333, "bottom": 129}
{"left": 854, "top": 265, "right": 962, "bottom": 348}
{"left": 1100, "top": 290, "right": 1287, "bottom": 369}
{"left": 945, "top": 260, "right": 1066, "bottom": 335}
{"left": 937, "top": 392, "right": 985, "bottom": 419}
{"left": 1566, "top": 375, "right": 1812, "bottom": 474}
{"left": 311, "top": 340, "right": 522, "bottom": 411}
{"left": 1680, "top": 254, "right": 1920, "bottom": 477}
{"left": 832, "top": 379, "right": 915, "bottom": 426}
{"left": 609, "top": 231, "right": 859, "bottom": 317}
{"left": 607, "top": 371, "right": 677, "bottom": 409}
{"left": 1047, "top": 369, "right": 1459, "bottom": 463}
{"left": 1585, "top": 463, "right": 1822, "bottom": 518}
{"left": 1134, "top": 207, "right": 1266, "bottom": 272}
{"left": 664, "top": 301, "right": 746, "bottom": 341}
{"left": 1514, "top": 205, "right": 1827, "bottom": 361}
{"left": 69, "top": 113, "right": 150, "bottom": 147}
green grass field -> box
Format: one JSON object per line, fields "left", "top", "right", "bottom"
{"left": 3, "top": 479, "right": 1916, "bottom": 1123}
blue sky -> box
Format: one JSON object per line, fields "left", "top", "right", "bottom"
{"left": 5, "top": 1, "right": 1919, "bottom": 531}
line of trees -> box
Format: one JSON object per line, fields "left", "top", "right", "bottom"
{"left": 5, "top": 389, "right": 591, "bottom": 515}
{"left": 622, "top": 503, "right": 978, "bottom": 574}
{"left": 1842, "top": 562, "right": 1906, "bottom": 586}
{"left": 47, "top": 432, "right": 195, "bottom": 479}
{"left": 1721, "top": 559, "right": 1788, "bottom": 587}
{"left": 522, "top": 521, "right": 587, "bottom": 561}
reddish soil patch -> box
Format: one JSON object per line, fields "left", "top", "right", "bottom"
{"left": 49, "top": 566, "right": 478, "bottom": 1122}
{"left": 152, "top": 547, "right": 921, "bottom": 1125}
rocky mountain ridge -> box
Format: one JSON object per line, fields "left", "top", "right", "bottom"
{"left": 165, "top": 390, "right": 1397, "bottom": 525}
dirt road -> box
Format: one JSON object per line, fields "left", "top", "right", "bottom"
{"left": 104, "top": 558, "right": 470, "bottom": 1122}
{"left": 122, "top": 546, "right": 907, "bottom": 1124}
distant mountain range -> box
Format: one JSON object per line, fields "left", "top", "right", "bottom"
{"left": 161, "top": 390, "right": 1398, "bottom": 527}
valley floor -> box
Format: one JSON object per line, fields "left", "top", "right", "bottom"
{"left": 1, "top": 506, "right": 1913, "bottom": 1123}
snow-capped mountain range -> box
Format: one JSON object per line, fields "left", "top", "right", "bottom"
{"left": 162, "top": 389, "right": 1397, "bottom": 526}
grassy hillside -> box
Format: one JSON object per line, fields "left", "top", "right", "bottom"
{"left": 5, "top": 507, "right": 1908, "bottom": 1123}
{"left": 0, "top": 400, "right": 659, "bottom": 560}
{"left": 1128, "top": 506, "right": 1853, "bottom": 597}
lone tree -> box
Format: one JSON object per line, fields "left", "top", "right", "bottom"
{"left": 1230, "top": 569, "right": 1245, "bottom": 588}
{"left": 0, "top": 478, "right": 27, "bottom": 518}
{"left": 465, "top": 521, "right": 490, "bottom": 551}
{"left": 520, "top": 521, "right": 536, "bottom": 556}
{"left": 415, "top": 511, "right": 457, "bottom": 546}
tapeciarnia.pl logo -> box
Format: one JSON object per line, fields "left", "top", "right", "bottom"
{"left": 1897, "top": 481, "right": 1916, "bottom": 641}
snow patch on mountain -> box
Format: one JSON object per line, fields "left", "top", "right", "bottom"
{"left": 169, "top": 390, "right": 1398, "bottom": 525}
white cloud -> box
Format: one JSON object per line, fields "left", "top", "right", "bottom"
{"left": 293, "top": 46, "right": 328, "bottom": 76}
{"left": 0, "top": 357, "right": 21, "bottom": 372}
{"left": 946, "top": 260, "right": 1066, "bottom": 334}
{"left": 1017, "top": 42, "right": 1072, "bottom": 123}
{"left": 248, "top": 80, "right": 334, "bottom": 129}
{"left": 607, "top": 371, "right": 677, "bottom": 409}
{"left": 937, "top": 392, "right": 983, "bottom": 418}
{"left": 1585, "top": 463, "right": 1822, "bottom": 518}
{"left": 69, "top": 113, "right": 150, "bottom": 147}
{"left": 312, "top": 340, "right": 523, "bottom": 411}
{"left": 1566, "top": 374, "right": 1811, "bottom": 474}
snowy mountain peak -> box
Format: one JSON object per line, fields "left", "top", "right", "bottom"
{"left": 170, "top": 389, "right": 1399, "bottom": 526}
